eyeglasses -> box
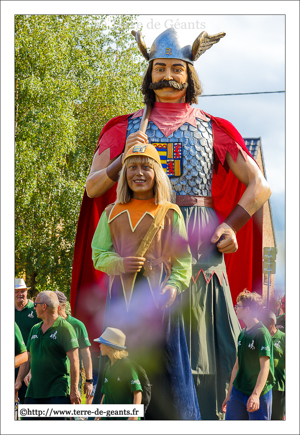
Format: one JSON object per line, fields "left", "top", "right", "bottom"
{"left": 235, "top": 304, "right": 246, "bottom": 309}
{"left": 34, "top": 302, "right": 48, "bottom": 308}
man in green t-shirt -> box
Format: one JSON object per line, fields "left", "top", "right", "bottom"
{"left": 15, "top": 278, "right": 39, "bottom": 403}
{"left": 222, "top": 290, "right": 275, "bottom": 420}
{"left": 15, "top": 291, "right": 81, "bottom": 419}
{"left": 262, "top": 309, "right": 285, "bottom": 420}
{"left": 54, "top": 291, "right": 93, "bottom": 402}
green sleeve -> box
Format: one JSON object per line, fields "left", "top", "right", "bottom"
{"left": 61, "top": 322, "right": 79, "bottom": 353}
{"left": 257, "top": 330, "right": 272, "bottom": 358}
{"left": 166, "top": 211, "right": 192, "bottom": 293}
{"left": 15, "top": 323, "right": 27, "bottom": 355}
{"left": 77, "top": 321, "right": 91, "bottom": 349}
{"left": 127, "top": 364, "right": 143, "bottom": 394}
{"left": 92, "top": 211, "right": 126, "bottom": 276}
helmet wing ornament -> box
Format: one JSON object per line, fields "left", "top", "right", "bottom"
{"left": 131, "top": 30, "right": 149, "bottom": 61}
{"left": 192, "top": 31, "right": 226, "bottom": 61}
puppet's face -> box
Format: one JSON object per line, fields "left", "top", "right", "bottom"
{"left": 126, "top": 160, "right": 156, "bottom": 200}
{"left": 151, "top": 58, "right": 188, "bottom": 103}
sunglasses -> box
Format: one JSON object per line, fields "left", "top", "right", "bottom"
{"left": 34, "top": 302, "right": 48, "bottom": 308}
{"left": 235, "top": 304, "right": 246, "bottom": 309}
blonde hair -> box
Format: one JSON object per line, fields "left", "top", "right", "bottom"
{"left": 111, "top": 349, "right": 129, "bottom": 360}
{"left": 116, "top": 156, "right": 174, "bottom": 204}
{"left": 237, "top": 290, "right": 263, "bottom": 314}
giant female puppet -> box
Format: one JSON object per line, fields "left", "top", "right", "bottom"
{"left": 70, "top": 28, "right": 270, "bottom": 420}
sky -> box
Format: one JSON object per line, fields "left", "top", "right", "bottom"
{"left": 1, "top": 2, "right": 299, "bottom": 435}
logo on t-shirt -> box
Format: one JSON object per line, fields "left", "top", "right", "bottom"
{"left": 50, "top": 331, "right": 58, "bottom": 340}
{"left": 131, "top": 379, "right": 141, "bottom": 385}
{"left": 31, "top": 335, "right": 38, "bottom": 340}
{"left": 248, "top": 340, "right": 255, "bottom": 350}
{"left": 238, "top": 340, "right": 242, "bottom": 346}
{"left": 261, "top": 345, "right": 270, "bottom": 351}
{"left": 28, "top": 311, "right": 34, "bottom": 318}
{"left": 104, "top": 378, "right": 108, "bottom": 383}
{"left": 274, "top": 341, "right": 281, "bottom": 349}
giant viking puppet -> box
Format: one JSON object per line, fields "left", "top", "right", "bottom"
{"left": 70, "top": 28, "right": 270, "bottom": 420}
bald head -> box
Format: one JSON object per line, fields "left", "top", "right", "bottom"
{"left": 37, "top": 291, "right": 59, "bottom": 312}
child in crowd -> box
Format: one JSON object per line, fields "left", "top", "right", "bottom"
{"left": 91, "top": 144, "right": 200, "bottom": 420}
{"left": 94, "top": 327, "right": 142, "bottom": 420}
{"left": 222, "top": 290, "right": 275, "bottom": 420}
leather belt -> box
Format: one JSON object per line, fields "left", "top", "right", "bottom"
{"left": 175, "top": 195, "right": 214, "bottom": 208}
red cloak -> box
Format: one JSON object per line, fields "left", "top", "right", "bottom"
{"left": 70, "top": 111, "right": 262, "bottom": 352}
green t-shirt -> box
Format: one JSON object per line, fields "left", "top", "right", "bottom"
{"left": 272, "top": 329, "right": 285, "bottom": 391}
{"left": 15, "top": 322, "right": 27, "bottom": 356}
{"left": 65, "top": 314, "right": 91, "bottom": 373}
{"left": 233, "top": 321, "right": 275, "bottom": 396}
{"left": 101, "top": 359, "right": 143, "bottom": 420}
{"left": 65, "top": 315, "right": 91, "bottom": 349}
{"left": 15, "top": 300, "right": 39, "bottom": 344}
{"left": 26, "top": 317, "right": 79, "bottom": 399}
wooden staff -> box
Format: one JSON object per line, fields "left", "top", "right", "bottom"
{"left": 139, "top": 104, "right": 152, "bottom": 134}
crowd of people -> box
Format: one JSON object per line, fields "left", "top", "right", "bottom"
{"left": 14, "top": 276, "right": 285, "bottom": 421}
{"left": 15, "top": 27, "right": 286, "bottom": 422}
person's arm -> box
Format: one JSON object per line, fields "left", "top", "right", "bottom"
{"left": 86, "top": 131, "right": 148, "bottom": 198}
{"left": 81, "top": 347, "right": 93, "bottom": 400}
{"left": 24, "top": 369, "right": 32, "bottom": 386}
{"left": 128, "top": 391, "right": 142, "bottom": 421}
{"left": 246, "top": 356, "right": 270, "bottom": 412}
{"left": 15, "top": 351, "right": 28, "bottom": 369}
{"left": 95, "top": 394, "right": 105, "bottom": 420}
{"left": 66, "top": 348, "right": 81, "bottom": 404}
{"left": 92, "top": 211, "right": 126, "bottom": 275}
{"left": 15, "top": 352, "right": 31, "bottom": 399}
{"left": 222, "top": 357, "right": 239, "bottom": 412}
{"left": 92, "top": 210, "right": 146, "bottom": 275}
{"left": 211, "top": 151, "right": 271, "bottom": 253}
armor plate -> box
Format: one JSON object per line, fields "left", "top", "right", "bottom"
{"left": 126, "top": 116, "right": 214, "bottom": 196}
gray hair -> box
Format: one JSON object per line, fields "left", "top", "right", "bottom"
{"left": 38, "top": 291, "right": 59, "bottom": 311}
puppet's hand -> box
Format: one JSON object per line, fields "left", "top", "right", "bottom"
{"left": 123, "top": 131, "right": 148, "bottom": 160}
{"left": 123, "top": 257, "right": 146, "bottom": 273}
{"left": 211, "top": 223, "right": 238, "bottom": 253}
{"left": 159, "top": 285, "right": 177, "bottom": 310}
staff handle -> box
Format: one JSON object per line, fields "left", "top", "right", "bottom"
{"left": 139, "top": 104, "right": 152, "bottom": 134}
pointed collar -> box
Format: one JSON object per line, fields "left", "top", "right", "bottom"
{"left": 132, "top": 103, "right": 210, "bottom": 138}
{"left": 108, "top": 199, "right": 160, "bottom": 231}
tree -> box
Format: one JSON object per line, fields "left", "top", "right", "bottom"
{"left": 15, "top": 15, "right": 147, "bottom": 298}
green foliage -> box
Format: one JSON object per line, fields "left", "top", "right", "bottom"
{"left": 15, "top": 15, "right": 146, "bottom": 297}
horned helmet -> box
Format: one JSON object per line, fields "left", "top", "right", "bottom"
{"left": 131, "top": 27, "right": 226, "bottom": 64}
